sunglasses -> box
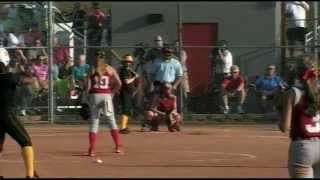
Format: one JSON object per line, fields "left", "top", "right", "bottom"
{"left": 231, "top": 71, "right": 239, "bottom": 74}
{"left": 267, "top": 67, "right": 275, "bottom": 70}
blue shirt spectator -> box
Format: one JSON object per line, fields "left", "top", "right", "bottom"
{"left": 255, "top": 65, "right": 286, "bottom": 91}
{"left": 71, "top": 54, "right": 90, "bottom": 81}
{"left": 71, "top": 64, "right": 90, "bottom": 80}
{"left": 150, "top": 57, "right": 183, "bottom": 84}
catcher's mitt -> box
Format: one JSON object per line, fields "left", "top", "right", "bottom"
{"left": 79, "top": 103, "right": 90, "bottom": 121}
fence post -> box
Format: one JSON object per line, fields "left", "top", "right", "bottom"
{"left": 47, "top": 1, "right": 55, "bottom": 124}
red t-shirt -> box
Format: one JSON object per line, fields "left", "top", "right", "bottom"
{"left": 54, "top": 46, "right": 69, "bottom": 64}
{"left": 222, "top": 75, "right": 245, "bottom": 91}
{"left": 290, "top": 91, "right": 320, "bottom": 140}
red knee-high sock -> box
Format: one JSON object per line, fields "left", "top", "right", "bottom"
{"left": 110, "top": 129, "right": 121, "bottom": 148}
{"left": 88, "top": 132, "right": 97, "bottom": 153}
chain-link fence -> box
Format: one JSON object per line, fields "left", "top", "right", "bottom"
{"left": 0, "top": 1, "right": 318, "bottom": 124}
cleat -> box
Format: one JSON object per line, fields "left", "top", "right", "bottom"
{"left": 119, "top": 128, "right": 130, "bottom": 134}
{"left": 26, "top": 171, "right": 39, "bottom": 178}
{"left": 115, "top": 145, "right": 124, "bottom": 154}
{"left": 88, "top": 148, "right": 96, "bottom": 157}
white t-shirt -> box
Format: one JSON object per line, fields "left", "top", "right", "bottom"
{"left": 216, "top": 49, "right": 233, "bottom": 73}
{"left": 286, "top": 1, "right": 308, "bottom": 28}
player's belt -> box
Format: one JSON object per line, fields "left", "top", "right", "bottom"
{"left": 293, "top": 137, "right": 320, "bottom": 141}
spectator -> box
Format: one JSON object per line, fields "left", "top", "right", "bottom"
{"left": 71, "top": 54, "right": 90, "bottom": 88}
{"left": 285, "top": 1, "right": 310, "bottom": 57}
{"left": 255, "top": 64, "right": 287, "bottom": 113}
{"left": 150, "top": 47, "right": 183, "bottom": 98}
{"left": 86, "top": 2, "right": 106, "bottom": 46}
{"left": 58, "top": 56, "right": 73, "bottom": 80}
{"left": 27, "top": 39, "right": 47, "bottom": 60}
{"left": 10, "top": 48, "right": 33, "bottom": 116}
{"left": 212, "top": 40, "right": 233, "bottom": 89}
{"left": 31, "top": 55, "right": 48, "bottom": 93}
{"left": 144, "top": 35, "right": 165, "bottom": 63}
{"left": 24, "top": 23, "right": 43, "bottom": 47}
{"left": 69, "top": 2, "right": 87, "bottom": 36}
{"left": 143, "top": 35, "right": 166, "bottom": 89}
{"left": 221, "top": 65, "right": 246, "bottom": 114}
{"left": 173, "top": 40, "right": 190, "bottom": 98}
{"left": 68, "top": 2, "right": 87, "bottom": 57}
{"left": 53, "top": 37, "right": 69, "bottom": 68}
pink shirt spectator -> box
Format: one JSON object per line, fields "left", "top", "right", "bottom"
{"left": 31, "top": 64, "right": 48, "bottom": 81}
{"left": 54, "top": 46, "right": 69, "bottom": 64}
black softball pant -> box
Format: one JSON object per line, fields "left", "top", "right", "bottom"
{"left": 0, "top": 109, "right": 32, "bottom": 147}
{"left": 120, "top": 89, "right": 136, "bottom": 115}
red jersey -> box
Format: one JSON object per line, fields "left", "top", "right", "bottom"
{"left": 222, "top": 75, "right": 245, "bottom": 91}
{"left": 89, "top": 73, "right": 112, "bottom": 94}
{"left": 290, "top": 88, "right": 320, "bottom": 140}
{"left": 158, "top": 96, "right": 175, "bottom": 113}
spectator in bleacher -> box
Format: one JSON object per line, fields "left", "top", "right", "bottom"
{"left": 143, "top": 35, "right": 166, "bottom": 90}
{"left": 173, "top": 40, "right": 190, "bottom": 98}
{"left": 23, "top": 23, "right": 43, "bottom": 47}
{"left": 31, "top": 55, "right": 48, "bottom": 94}
{"left": 27, "top": 39, "right": 47, "bottom": 60}
{"left": 69, "top": 2, "right": 87, "bottom": 36}
{"left": 10, "top": 48, "right": 33, "bottom": 116}
{"left": 255, "top": 64, "right": 287, "bottom": 113}
{"left": 71, "top": 54, "right": 90, "bottom": 88}
{"left": 53, "top": 37, "right": 69, "bottom": 68}
{"left": 69, "top": 2, "right": 87, "bottom": 57}
{"left": 212, "top": 40, "right": 233, "bottom": 90}
{"left": 221, "top": 65, "right": 246, "bottom": 114}
{"left": 285, "top": 1, "right": 310, "bottom": 57}
{"left": 86, "top": 2, "right": 107, "bottom": 46}
{"left": 58, "top": 56, "right": 73, "bottom": 80}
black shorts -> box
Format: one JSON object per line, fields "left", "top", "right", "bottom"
{"left": 0, "top": 109, "right": 32, "bottom": 147}
{"left": 286, "top": 27, "right": 307, "bottom": 44}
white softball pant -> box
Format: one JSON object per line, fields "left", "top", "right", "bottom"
{"left": 288, "top": 138, "right": 320, "bottom": 178}
{"left": 88, "top": 93, "right": 118, "bottom": 133}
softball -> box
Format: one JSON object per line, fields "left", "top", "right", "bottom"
{"left": 96, "top": 159, "right": 103, "bottom": 163}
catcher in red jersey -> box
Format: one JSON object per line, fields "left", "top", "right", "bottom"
{"left": 279, "top": 56, "right": 320, "bottom": 178}
{"left": 145, "top": 83, "right": 182, "bottom": 132}
{"left": 86, "top": 52, "right": 123, "bottom": 156}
